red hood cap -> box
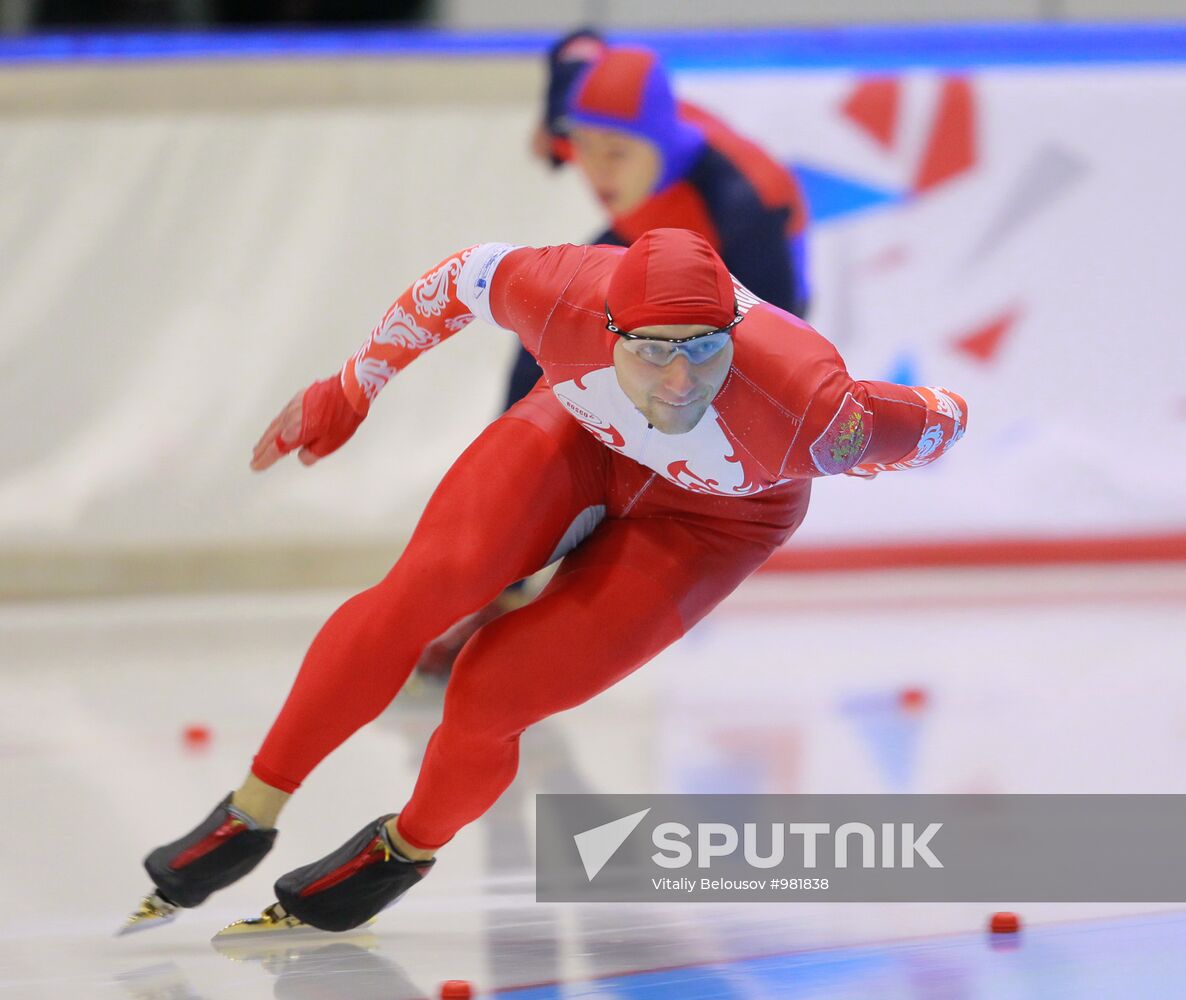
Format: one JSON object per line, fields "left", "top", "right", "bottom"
{"left": 606, "top": 228, "right": 735, "bottom": 332}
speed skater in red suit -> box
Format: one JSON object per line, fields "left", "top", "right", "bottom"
{"left": 128, "top": 229, "right": 966, "bottom": 936}
{"left": 415, "top": 32, "right": 816, "bottom": 679}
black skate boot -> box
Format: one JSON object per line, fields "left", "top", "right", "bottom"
{"left": 145, "top": 794, "right": 277, "bottom": 907}
{"left": 272, "top": 815, "right": 434, "bottom": 932}
{"left": 122, "top": 794, "right": 276, "bottom": 935}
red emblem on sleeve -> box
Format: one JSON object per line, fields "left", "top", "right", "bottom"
{"left": 809, "top": 392, "right": 872, "bottom": 475}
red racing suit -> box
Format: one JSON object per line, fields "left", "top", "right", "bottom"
{"left": 342, "top": 242, "right": 964, "bottom": 494}
{"left": 252, "top": 241, "right": 966, "bottom": 849}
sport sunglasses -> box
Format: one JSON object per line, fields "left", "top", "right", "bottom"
{"left": 605, "top": 304, "right": 743, "bottom": 367}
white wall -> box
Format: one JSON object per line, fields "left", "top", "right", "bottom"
{"left": 2, "top": 46, "right": 1184, "bottom": 593}
{"left": 0, "top": 58, "right": 595, "bottom": 558}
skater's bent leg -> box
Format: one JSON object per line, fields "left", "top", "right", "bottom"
{"left": 396, "top": 560, "right": 684, "bottom": 851}
{"left": 250, "top": 406, "right": 606, "bottom": 804}
{"left": 396, "top": 516, "right": 781, "bottom": 851}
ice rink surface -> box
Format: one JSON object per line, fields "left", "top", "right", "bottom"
{"left": 2, "top": 562, "right": 1185, "bottom": 999}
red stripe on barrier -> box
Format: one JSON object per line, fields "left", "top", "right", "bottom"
{"left": 760, "top": 532, "right": 1186, "bottom": 573}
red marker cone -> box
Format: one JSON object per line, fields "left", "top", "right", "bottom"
{"left": 989, "top": 911, "right": 1021, "bottom": 933}
{"left": 899, "top": 687, "right": 928, "bottom": 712}
{"left": 182, "top": 724, "right": 211, "bottom": 749}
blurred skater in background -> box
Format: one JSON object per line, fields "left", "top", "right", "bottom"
{"left": 516, "top": 29, "right": 811, "bottom": 407}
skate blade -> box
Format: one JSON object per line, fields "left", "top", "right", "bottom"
{"left": 117, "top": 891, "right": 180, "bottom": 936}
{"left": 212, "top": 902, "right": 311, "bottom": 941}
{"left": 212, "top": 902, "right": 377, "bottom": 946}
{"left": 213, "top": 928, "right": 380, "bottom": 963}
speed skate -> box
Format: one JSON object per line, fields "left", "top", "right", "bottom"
{"left": 212, "top": 901, "right": 374, "bottom": 942}
{"left": 117, "top": 890, "right": 181, "bottom": 936}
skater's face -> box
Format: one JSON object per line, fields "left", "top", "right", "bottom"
{"left": 613, "top": 323, "right": 735, "bottom": 435}
{"left": 570, "top": 125, "right": 661, "bottom": 217}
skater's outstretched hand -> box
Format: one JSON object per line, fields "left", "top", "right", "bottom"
{"left": 250, "top": 375, "right": 365, "bottom": 471}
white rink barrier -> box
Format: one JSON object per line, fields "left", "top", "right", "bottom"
{"left": 1, "top": 29, "right": 1184, "bottom": 592}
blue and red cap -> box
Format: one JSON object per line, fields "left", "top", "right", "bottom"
{"left": 565, "top": 47, "right": 706, "bottom": 193}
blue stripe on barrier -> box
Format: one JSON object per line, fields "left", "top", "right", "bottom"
{"left": 2, "top": 23, "right": 1186, "bottom": 69}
